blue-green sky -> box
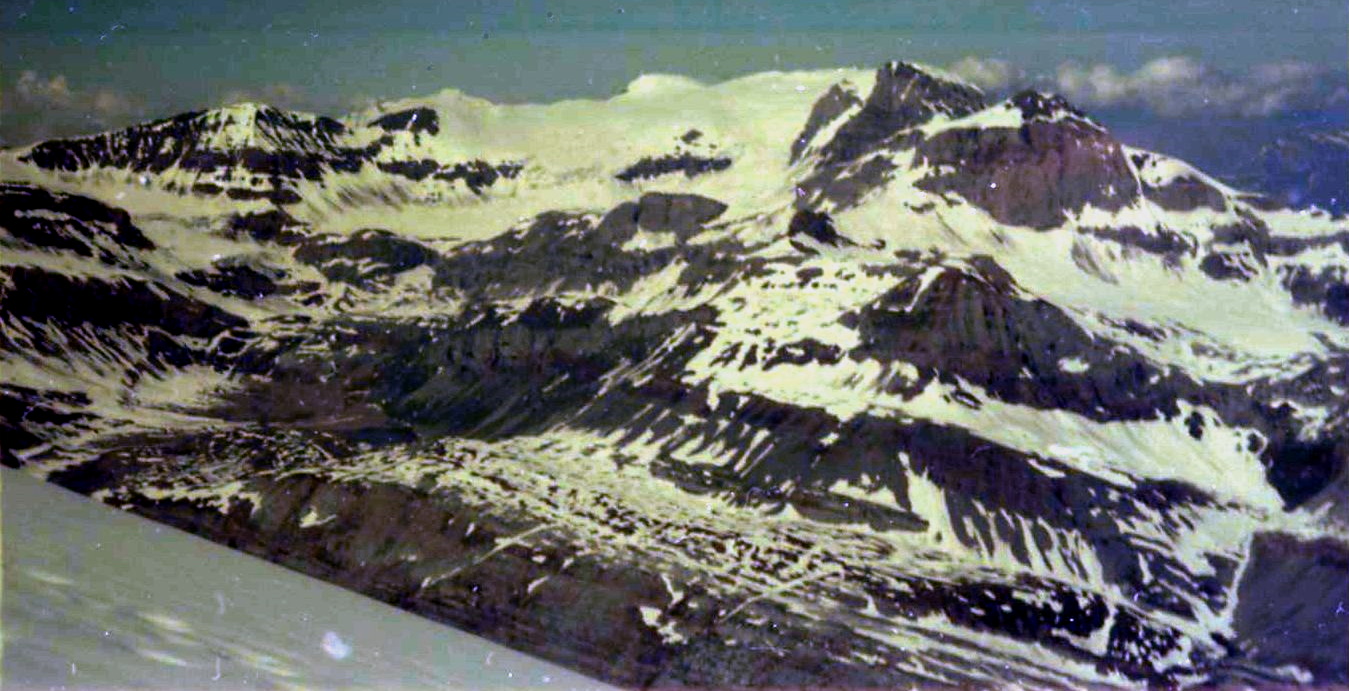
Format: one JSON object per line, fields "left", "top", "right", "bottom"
{"left": 1, "top": 0, "right": 1346, "bottom": 146}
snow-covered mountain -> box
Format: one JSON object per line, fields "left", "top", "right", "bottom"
{"left": 2, "top": 61, "right": 1346, "bottom": 688}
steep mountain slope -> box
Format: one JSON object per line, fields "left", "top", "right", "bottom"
{"left": 2, "top": 62, "right": 1346, "bottom": 689}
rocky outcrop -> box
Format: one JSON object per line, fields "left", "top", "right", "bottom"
{"left": 632, "top": 192, "right": 728, "bottom": 237}
{"left": 616, "top": 152, "right": 732, "bottom": 182}
{"left": 817, "top": 62, "right": 985, "bottom": 166}
{"left": 846, "top": 257, "right": 1192, "bottom": 421}
{"left": 292, "top": 228, "right": 439, "bottom": 288}
{"left": 1280, "top": 264, "right": 1349, "bottom": 325}
{"left": 1225, "top": 533, "right": 1349, "bottom": 685}
{"left": 178, "top": 262, "right": 280, "bottom": 299}
{"left": 433, "top": 195, "right": 749, "bottom": 299}
{"left": 787, "top": 209, "right": 850, "bottom": 247}
{"left": 1143, "top": 175, "right": 1228, "bottom": 213}
{"left": 790, "top": 83, "right": 863, "bottom": 163}
{"left": 0, "top": 184, "right": 155, "bottom": 262}
{"left": 17, "top": 104, "right": 521, "bottom": 204}
{"left": 915, "top": 92, "right": 1137, "bottom": 229}
{"left": 223, "top": 208, "right": 307, "bottom": 242}
{"left": 377, "top": 159, "right": 522, "bottom": 192}
{"left": 0, "top": 385, "right": 94, "bottom": 467}
{"left": 369, "top": 107, "right": 440, "bottom": 135}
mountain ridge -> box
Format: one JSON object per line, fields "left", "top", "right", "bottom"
{"left": 2, "top": 60, "right": 1346, "bottom": 688}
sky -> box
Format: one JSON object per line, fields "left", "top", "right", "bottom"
{"left": 1, "top": 0, "right": 1347, "bottom": 160}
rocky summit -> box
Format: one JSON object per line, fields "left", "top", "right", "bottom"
{"left": 2, "top": 61, "right": 1346, "bottom": 689}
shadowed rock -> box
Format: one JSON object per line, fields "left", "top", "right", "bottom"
{"left": 0, "top": 184, "right": 155, "bottom": 260}
{"left": 790, "top": 83, "right": 863, "bottom": 163}
{"left": 178, "top": 262, "right": 280, "bottom": 300}
{"left": 1143, "top": 175, "right": 1228, "bottom": 212}
{"left": 817, "top": 62, "right": 986, "bottom": 166}
{"left": 788, "top": 209, "right": 850, "bottom": 247}
{"left": 845, "top": 256, "right": 1191, "bottom": 422}
{"left": 635, "top": 192, "right": 728, "bottom": 238}
{"left": 615, "top": 152, "right": 732, "bottom": 182}
{"left": 292, "top": 229, "right": 440, "bottom": 288}
{"left": 369, "top": 107, "right": 440, "bottom": 135}
{"left": 1226, "top": 533, "right": 1349, "bottom": 684}
{"left": 915, "top": 93, "right": 1137, "bottom": 229}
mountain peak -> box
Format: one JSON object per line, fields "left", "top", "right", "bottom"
{"left": 211, "top": 101, "right": 276, "bottom": 118}
{"left": 813, "top": 61, "right": 987, "bottom": 165}
{"left": 1007, "top": 89, "right": 1097, "bottom": 127}
{"left": 868, "top": 61, "right": 987, "bottom": 117}
{"left": 878, "top": 60, "right": 982, "bottom": 93}
{"left": 190, "top": 103, "right": 348, "bottom": 149}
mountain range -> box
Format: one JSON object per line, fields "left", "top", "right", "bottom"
{"left": 1, "top": 61, "right": 1346, "bottom": 688}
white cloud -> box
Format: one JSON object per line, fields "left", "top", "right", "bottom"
{"left": 15, "top": 71, "right": 74, "bottom": 107}
{"left": 1, "top": 70, "right": 146, "bottom": 145}
{"left": 946, "top": 56, "right": 1021, "bottom": 91}
{"left": 1051, "top": 56, "right": 1338, "bottom": 117}
{"left": 218, "top": 83, "right": 311, "bottom": 110}
{"left": 90, "top": 88, "right": 133, "bottom": 117}
{"left": 8, "top": 70, "right": 136, "bottom": 117}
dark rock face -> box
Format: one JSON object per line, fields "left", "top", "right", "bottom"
{"left": 0, "top": 385, "right": 94, "bottom": 466}
{"left": 804, "top": 155, "right": 902, "bottom": 210}
{"left": 1226, "top": 533, "right": 1349, "bottom": 685}
{"left": 914, "top": 107, "right": 1138, "bottom": 229}
{"left": 377, "top": 159, "right": 523, "bottom": 192}
{"left": 431, "top": 160, "right": 523, "bottom": 193}
{"left": 434, "top": 210, "right": 656, "bottom": 296}
{"left": 178, "top": 262, "right": 280, "bottom": 299}
{"left": 790, "top": 83, "right": 863, "bottom": 164}
{"left": 2, "top": 266, "right": 247, "bottom": 345}
{"left": 292, "top": 229, "right": 439, "bottom": 288}
{"left": 377, "top": 304, "right": 719, "bottom": 436}
{"left": 20, "top": 106, "right": 346, "bottom": 174}
{"left": 817, "top": 62, "right": 986, "bottom": 166}
{"left": 369, "top": 107, "right": 440, "bottom": 135}
{"left": 634, "top": 192, "right": 727, "bottom": 238}
{"left": 0, "top": 265, "right": 251, "bottom": 389}
{"left": 1143, "top": 175, "right": 1228, "bottom": 213}
{"left": 1280, "top": 264, "right": 1349, "bottom": 325}
{"left": 1199, "top": 252, "right": 1260, "bottom": 281}
{"left": 224, "top": 208, "right": 306, "bottom": 242}
{"left": 375, "top": 159, "right": 442, "bottom": 181}
{"left": 616, "top": 152, "right": 732, "bottom": 182}
{"left": 433, "top": 196, "right": 751, "bottom": 299}
{"left": 846, "top": 257, "right": 1191, "bottom": 422}
{"left": 0, "top": 184, "right": 155, "bottom": 260}
{"left": 787, "top": 209, "right": 849, "bottom": 247}
{"left": 17, "top": 104, "right": 519, "bottom": 203}
{"left": 1009, "top": 90, "right": 1086, "bottom": 122}
{"left": 1260, "top": 436, "right": 1345, "bottom": 510}
{"left": 1082, "top": 225, "right": 1195, "bottom": 264}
